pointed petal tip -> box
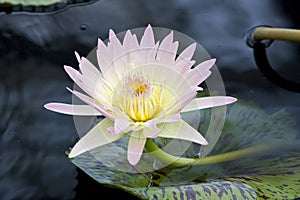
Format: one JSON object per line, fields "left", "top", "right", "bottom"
{"left": 74, "top": 51, "right": 81, "bottom": 63}
{"left": 109, "top": 29, "right": 117, "bottom": 39}
{"left": 68, "top": 150, "right": 75, "bottom": 158}
{"left": 63, "top": 65, "right": 72, "bottom": 71}
{"left": 43, "top": 103, "right": 66, "bottom": 114}
{"left": 190, "top": 42, "right": 197, "bottom": 49}
{"left": 203, "top": 58, "right": 216, "bottom": 68}
{"left": 97, "top": 38, "right": 106, "bottom": 47}
{"left": 202, "top": 139, "right": 208, "bottom": 145}
{"left": 228, "top": 97, "right": 238, "bottom": 104}
{"left": 43, "top": 103, "right": 51, "bottom": 110}
{"left": 210, "top": 58, "right": 216, "bottom": 63}
{"left": 192, "top": 132, "right": 208, "bottom": 145}
{"left": 66, "top": 87, "right": 72, "bottom": 92}
{"left": 144, "top": 24, "right": 154, "bottom": 35}
{"left": 68, "top": 147, "right": 82, "bottom": 159}
{"left": 44, "top": 103, "right": 63, "bottom": 112}
{"left": 97, "top": 38, "right": 102, "bottom": 43}
{"left": 63, "top": 65, "right": 79, "bottom": 78}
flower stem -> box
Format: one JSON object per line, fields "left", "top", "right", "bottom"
{"left": 145, "top": 139, "right": 279, "bottom": 168}
{"left": 253, "top": 27, "right": 300, "bottom": 43}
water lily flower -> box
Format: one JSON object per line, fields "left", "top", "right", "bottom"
{"left": 44, "top": 24, "right": 237, "bottom": 166}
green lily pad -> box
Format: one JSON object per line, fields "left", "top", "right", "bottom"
{"left": 70, "top": 100, "right": 300, "bottom": 199}
{"left": 0, "top": 0, "right": 64, "bottom": 6}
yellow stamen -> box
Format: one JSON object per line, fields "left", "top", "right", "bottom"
{"left": 134, "top": 84, "right": 147, "bottom": 94}
{"left": 117, "top": 76, "right": 161, "bottom": 122}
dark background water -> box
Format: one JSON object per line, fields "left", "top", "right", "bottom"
{"left": 0, "top": 0, "right": 300, "bottom": 199}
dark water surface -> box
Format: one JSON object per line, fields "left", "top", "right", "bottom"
{"left": 0, "top": 0, "right": 300, "bottom": 199}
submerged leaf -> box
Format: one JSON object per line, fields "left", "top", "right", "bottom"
{"left": 70, "top": 100, "right": 300, "bottom": 199}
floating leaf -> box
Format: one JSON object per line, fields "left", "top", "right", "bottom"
{"left": 70, "top": 100, "right": 300, "bottom": 199}
{"left": 0, "top": 0, "right": 99, "bottom": 13}
{"left": 0, "top": 0, "right": 64, "bottom": 6}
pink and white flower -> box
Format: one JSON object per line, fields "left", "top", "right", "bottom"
{"left": 44, "top": 24, "right": 237, "bottom": 165}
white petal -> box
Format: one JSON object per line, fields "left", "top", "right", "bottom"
{"left": 127, "top": 131, "right": 147, "bottom": 165}
{"left": 164, "top": 113, "right": 181, "bottom": 122}
{"left": 162, "top": 86, "right": 197, "bottom": 116}
{"left": 93, "top": 78, "right": 114, "bottom": 106}
{"left": 130, "top": 65, "right": 195, "bottom": 117}
{"left": 44, "top": 103, "right": 101, "bottom": 116}
{"left": 181, "top": 96, "right": 237, "bottom": 113}
{"left": 143, "top": 119, "right": 160, "bottom": 138}
{"left": 113, "top": 118, "right": 132, "bottom": 134}
{"left": 159, "top": 119, "right": 207, "bottom": 145}
{"left": 68, "top": 118, "right": 124, "bottom": 158}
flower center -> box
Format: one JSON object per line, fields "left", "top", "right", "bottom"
{"left": 129, "top": 80, "right": 148, "bottom": 94}
{"left": 117, "top": 76, "right": 161, "bottom": 122}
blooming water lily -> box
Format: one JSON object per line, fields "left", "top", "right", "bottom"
{"left": 44, "top": 24, "right": 237, "bottom": 166}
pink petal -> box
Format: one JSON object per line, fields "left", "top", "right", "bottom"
{"left": 122, "top": 30, "right": 141, "bottom": 71}
{"left": 97, "top": 38, "right": 112, "bottom": 73}
{"left": 174, "top": 59, "right": 196, "bottom": 75}
{"left": 67, "top": 88, "right": 114, "bottom": 120}
{"left": 145, "top": 42, "right": 159, "bottom": 64}
{"left": 127, "top": 131, "right": 147, "bottom": 165}
{"left": 68, "top": 118, "right": 124, "bottom": 158}
{"left": 108, "top": 29, "right": 124, "bottom": 65}
{"left": 109, "top": 29, "right": 122, "bottom": 48}
{"left": 176, "top": 43, "right": 196, "bottom": 62}
{"left": 187, "top": 70, "right": 211, "bottom": 86}
{"left": 181, "top": 96, "right": 237, "bottom": 113}
{"left": 156, "top": 31, "right": 178, "bottom": 65}
{"left": 140, "top": 24, "right": 155, "bottom": 47}
{"left": 195, "top": 58, "right": 216, "bottom": 71}
{"left": 123, "top": 30, "right": 139, "bottom": 51}
{"left": 79, "top": 56, "right": 102, "bottom": 82}
{"left": 64, "top": 65, "right": 112, "bottom": 106}
{"left": 74, "top": 51, "right": 81, "bottom": 63}
{"left": 44, "top": 103, "right": 101, "bottom": 116}
{"left": 159, "top": 120, "right": 208, "bottom": 145}
{"left": 64, "top": 65, "right": 96, "bottom": 97}
{"left": 186, "top": 58, "right": 216, "bottom": 86}
{"left": 174, "top": 43, "right": 197, "bottom": 75}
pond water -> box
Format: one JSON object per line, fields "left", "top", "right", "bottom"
{"left": 0, "top": 0, "right": 300, "bottom": 199}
